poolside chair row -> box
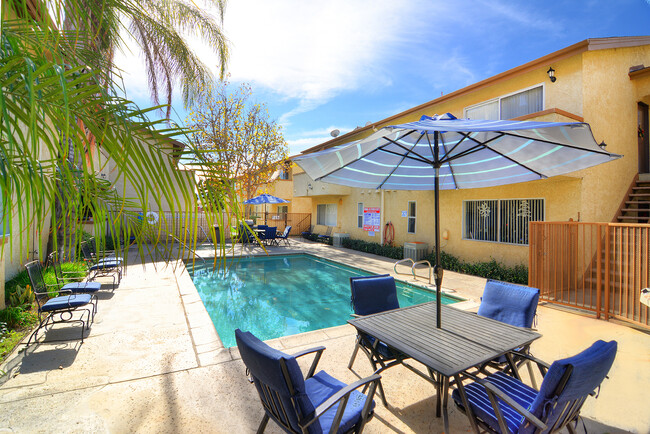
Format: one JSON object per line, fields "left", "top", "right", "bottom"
{"left": 24, "top": 242, "right": 125, "bottom": 346}
{"left": 238, "top": 276, "right": 618, "bottom": 433}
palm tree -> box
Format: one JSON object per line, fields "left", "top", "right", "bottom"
{"left": 61, "top": 0, "right": 229, "bottom": 117}
{"left": 1, "top": 0, "right": 239, "bottom": 263}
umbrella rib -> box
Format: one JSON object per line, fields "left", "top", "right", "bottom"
{"left": 437, "top": 134, "right": 459, "bottom": 189}
{"left": 500, "top": 131, "right": 613, "bottom": 155}
{"left": 378, "top": 132, "right": 426, "bottom": 189}
{"left": 381, "top": 133, "right": 435, "bottom": 165}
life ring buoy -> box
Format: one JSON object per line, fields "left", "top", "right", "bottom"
{"left": 384, "top": 221, "right": 395, "bottom": 246}
{"left": 146, "top": 211, "right": 159, "bottom": 225}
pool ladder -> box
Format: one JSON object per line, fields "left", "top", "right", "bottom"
{"left": 394, "top": 258, "right": 432, "bottom": 284}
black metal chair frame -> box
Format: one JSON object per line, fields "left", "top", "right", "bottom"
{"left": 248, "top": 345, "right": 381, "bottom": 434}
{"left": 25, "top": 260, "right": 96, "bottom": 346}
{"left": 80, "top": 241, "right": 122, "bottom": 286}
{"left": 455, "top": 350, "right": 592, "bottom": 434}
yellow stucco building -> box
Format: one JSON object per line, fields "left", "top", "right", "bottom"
{"left": 292, "top": 37, "right": 650, "bottom": 267}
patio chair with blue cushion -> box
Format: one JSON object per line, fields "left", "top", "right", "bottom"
{"left": 49, "top": 251, "right": 102, "bottom": 295}
{"left": 301, "top": 225, "right": 314, "bottom": 239}
{"left": 264, "top": 226, "right": 278, "bottom": 246}
{"left": 25, "top": 260, "right": 96, "bottom": 346}
{"left": 318, "top": 226, "right": 333, "bottom": 243}
{"left": 476, "top": 280, "right": 540, "bottom": 380}
{"left": 452, "top": 339, "right": 617, "bottom": 434}
{"left": 276, "top": 225, "right": 292, "bottom": 246}
{"left": 80, "top": 241, "right": 122, "bottom": 286}
{"left": 348, "top": 274, "right": 406, "bottom": 406}
{"left": 235, "top": 329, "right": 381, "bottom": 434}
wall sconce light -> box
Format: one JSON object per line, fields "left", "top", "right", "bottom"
{"left": 547, "top": 67, "right": 556, "bottom": 83}
{"left": 599, "top": 141, "right": 607, "bottom": 150}
{"left": 307, "top": 183, "right": 313, "bottom": 190}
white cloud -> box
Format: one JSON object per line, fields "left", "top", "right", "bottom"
{"left": 286, "top": 125, "right": 356, "bottom": 155}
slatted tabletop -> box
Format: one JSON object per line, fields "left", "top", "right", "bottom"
{"left": 348, "top": 301, "right": 541, "bottom": 377}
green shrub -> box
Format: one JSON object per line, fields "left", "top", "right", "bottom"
{"left": 341, "top": 238, "right": 403, "bottom": 260}
{"left": 0, "top": 306, "right": 36, "bottom": 329}
{"left": 8, "top": 285, "right": 34, "bottom": 308}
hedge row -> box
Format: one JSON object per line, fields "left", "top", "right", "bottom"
{"left": 340, "top": 237, "right": 528, "bottom": 285}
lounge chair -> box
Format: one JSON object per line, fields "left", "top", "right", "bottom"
{"left": 301, "top": 225, "right": 314, "bottom": 239}
{"left": 476, "top": 280, "right": 540, "bottom": 380}
{"left": 25, "top": 260, "right": 96, "bottom": 345}
{"left": 275, "top": 225, "right": 292, "bottom": 246}
{"left": 235, "top": 329, "right": 381, "bottom": 433}
{"left": 48, "top": 251, "right": 102, "bottom": 295}
{"left": 318, "top": 226, "right": 333, "bottom": 243}
{"left": 452, "top": 340, "right": 617, "bottom": 434}
{"left": 80, "top": 241, "right": 122, "bottom": 286}
{"left": 348, "top": 274, "right": 406, "bottom": 406}
{"left": 86, "top": 237, "right": 124, "bottom": 264}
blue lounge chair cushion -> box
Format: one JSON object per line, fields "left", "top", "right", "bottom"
{"left": 62, "top": 281, "right": 102, "bottom": 293}
{"left": 305, "top": 370, "right": 376, "bottom": 433}
{"left": 522, "top": 340, "right": 617, "bottom": 434}
{"left": 350, "top": 275, "right": 399, "bottom": 316}
{"left": 477, "top": 280, "right": 539, "bottom": 328}
{"left": 89, "top": 260, "right": 121, "bottom": 271}
{"left": 41, "top": 294, "right": 93, "bottom": 312}
{"left": 452, "top": 371, "right": 535, "bottom": 433}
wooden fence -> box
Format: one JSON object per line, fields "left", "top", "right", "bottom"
{"left": 529, "top": 222, "right": 649, "bottom": 329}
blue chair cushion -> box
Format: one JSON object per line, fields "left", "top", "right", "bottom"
{"left": 62, "top": 281, "right": 102, "bottom": 293}
{"left": 350, "top": 275, "right": 399, "bottom": 316}
{"left": 41, "top": 294, "right": 92, "bottom": 312}
{"left": 452, "top": 371, "right": 536, "bottom": 434}
{"left": 477, "top": 280, "right": 540, "bottom": 328}
{"left": 305, "top": 370, "right": 375, "bottom": 433}
{"left": 89, "top": 260, "right": 121, "bottom": 271}
{"left": 361, "top": 334, "right": 399, "bottom": 360}
{"left": 522, "top": 340, "right": 617, "bottom": 434}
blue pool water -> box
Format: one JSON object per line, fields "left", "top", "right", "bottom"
{"left": 187, "top": 254, "right": 460, "bottom": 348}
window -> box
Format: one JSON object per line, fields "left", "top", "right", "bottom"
{"left": 465, "top": 85, "right": 543, "bottom": 120}
{"left": 357, "top": 203, "right": 363, "bottom": 228}
{"left": 407, "top": 201, "right": 416, "bottom": 234}
{"left": 317, "top": 203, "right": 337, "bottom": 226}
{"left": 463, "top": 199, "right": 544, "bottom": 245}
{"left": 278, "top": 167, "right": 291, "bottom": 180}
{"left": 277, "top": 205, "right": 288, "bottom": 215}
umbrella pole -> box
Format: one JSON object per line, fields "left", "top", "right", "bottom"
{"left": 434, "top": 133, "right": 443, "bottom": 328}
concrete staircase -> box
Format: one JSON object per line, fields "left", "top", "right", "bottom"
{"left": 616, "top": 173, "right": 650, "bottom": 223}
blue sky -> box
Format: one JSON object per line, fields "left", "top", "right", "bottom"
{"left": 114, "top": 0, "right": 650, "bottom": 156}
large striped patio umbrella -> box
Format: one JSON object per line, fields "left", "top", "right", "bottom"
{"left": 294, "top": 113, "right": 621, "bottom": 327}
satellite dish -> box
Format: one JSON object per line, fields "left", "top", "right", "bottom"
{"left": 330, "top": 129, "right": 340, "bottom": 137}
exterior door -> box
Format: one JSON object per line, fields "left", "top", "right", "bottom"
{"left": 639, "top": 102, "right": 649, "bottom": 173}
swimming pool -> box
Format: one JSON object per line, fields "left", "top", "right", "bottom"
{"left": 187, "top": 254, "right": 461, "bottom": 347}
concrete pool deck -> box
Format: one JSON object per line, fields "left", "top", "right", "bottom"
{"left": 0, "top": 239, "right": 648, "bottom": 433}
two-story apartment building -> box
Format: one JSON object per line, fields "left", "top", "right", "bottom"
{"left": 292, "top": 37, "right": 650, "bottom": 266}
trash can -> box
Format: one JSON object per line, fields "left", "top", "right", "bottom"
{"left": 333, "top": 233, "right": 350, "bottom": 247}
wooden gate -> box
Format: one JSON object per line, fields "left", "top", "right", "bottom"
{"left": 529, "top": 222, "right": 649, "bottom": 329}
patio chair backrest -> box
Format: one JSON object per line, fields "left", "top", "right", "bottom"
{"left": 265, "top": 226, "right": 277, "bottom": 239}
{"left": 25, "top": 260, "right": 48, "bottom": 295}
{"left": 350, "top": 274, "right": 399, "bottom": 316}
{"left": 80, "top": 241, "right": 94, "bottom": 264}
{"left": 324, "top": 226, "right": 333, "bottom": 236}
{"left": 48, "top": 251, "right": 64, "bottom": 285}
{"left": 235, "top": 329, "right": 315, "bottom": 433}
{"left": 281, "top": 226, "right": 291, "bottom": 237}
{"left": 519, "top": 340, "right": 617, "bottom": 434}
{"left": 477, "top": 280, "right": 539, "bottom": 328}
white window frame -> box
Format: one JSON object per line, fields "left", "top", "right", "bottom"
{"left": 462, "top": 198, "right": 545, "bottom": 246}
{"left": 407, "top": 201, "right": 416, "bottom": 234}
{"left": 357, "top": 202, "right": 363, "bottom": 228}
{"left": 464, "top": 83, "right": 545, "bottom": 120}
{"left": 317, "top": 203, "right": 337, "bottom": 226}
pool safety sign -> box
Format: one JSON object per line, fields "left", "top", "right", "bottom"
{"left": 363, "top": 207, "right": 380, "bottom": 232}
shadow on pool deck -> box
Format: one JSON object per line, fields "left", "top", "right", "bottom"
{"left": 0, "top": 238, "right": 648, "bottom": 433}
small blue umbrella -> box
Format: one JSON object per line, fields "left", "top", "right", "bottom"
{"left": 244, "top": 194, "right": 289, "bottom": 224}
{"left": 244, "top": 193, "right": 290, "bottom": 205}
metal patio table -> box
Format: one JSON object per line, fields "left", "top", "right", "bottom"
{"left": 348, "top": 301, "right": 541, "bottom": 433}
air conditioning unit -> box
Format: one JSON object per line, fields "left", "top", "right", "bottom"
{"left": 403, "top": 242, "right": 429, "bottom": 261}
